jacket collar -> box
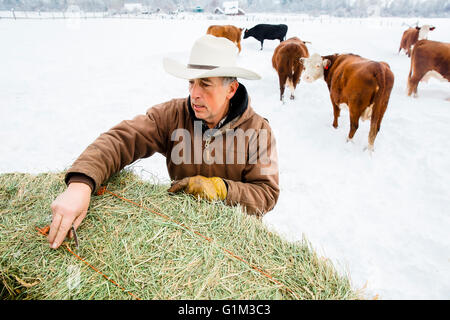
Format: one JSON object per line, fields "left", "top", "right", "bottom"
{"left": 187, "top": 82, "right": 249, "bottom": 131}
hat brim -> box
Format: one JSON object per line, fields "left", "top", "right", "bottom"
{"left": 163, "top": 57, "right": 261, "bottom": 80}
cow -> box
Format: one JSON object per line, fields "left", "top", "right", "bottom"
{"left": 243, "top": 24, "right": 288, "bottom": 50}
{"left": 398, "top": 25, "right": 435, "bottom": 57}
{"left": 272, "top": 37, "right": 309, "bottom": 102}
{"left": 407, "top": 39, "right": 450, "bottom": 97}
{"left": 207, "top": 25, "right": 243, "bottom": 53}
{"left": 301, "top": 53, "right": 394, "bottom": 151}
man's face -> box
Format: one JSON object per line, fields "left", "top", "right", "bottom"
{"left": 189, "top": 77, "right": 238, "bottom": 128}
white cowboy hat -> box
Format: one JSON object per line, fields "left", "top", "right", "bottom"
{"left": 163, "top": 35, "right": 261, "bottom": 80}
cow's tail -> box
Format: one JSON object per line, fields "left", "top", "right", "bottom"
{"left": 371, "top": 64, "right": 386, "bottom": 120}
{"left": 286, "top": 54, "right": 296, "bottom": 86}
{"left": 398, "top": 35, "right": 405, "bottom": 53}
{"left": 408, "top": 56, "right": 413, "bottom": 82}
{"left": 407, "top": 49, "right": 416, "bottom": 96}
{"left": 368, "top": 63, "right": 393, "bottom": 149}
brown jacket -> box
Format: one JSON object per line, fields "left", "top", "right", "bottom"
{"left": 66, "top": 86, "right": 279, "bottom": 216}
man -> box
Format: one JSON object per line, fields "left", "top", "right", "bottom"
{"left": 48, "top": 35, "right": 279, "bottom": 249}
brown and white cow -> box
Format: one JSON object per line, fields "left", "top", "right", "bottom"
{"left": 207, "top": 25, "right": 243, "bottom": 53}
{"left": 399, "top": 25, "right": 435, "bottom": 57}
{"left": 301, "top": 53, "right": 394, "bottom": 151}
{"left": 272, "top": 37, "right": 309, "bottom": 102}
{"left": 407, "top": 39, "right": 450, "bottom": 97}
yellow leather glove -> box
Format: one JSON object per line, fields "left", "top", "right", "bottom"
{"left": 168, "top": 175, "right": 227, "bottom": 201}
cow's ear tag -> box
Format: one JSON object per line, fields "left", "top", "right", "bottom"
{"left": 324, "top": 65, "right": 329, "bottom": 70}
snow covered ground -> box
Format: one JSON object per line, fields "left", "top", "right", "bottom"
{"left": 1, "top": 14, "right": 449, "bottom": 299}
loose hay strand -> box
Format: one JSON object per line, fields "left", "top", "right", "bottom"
{"left": 63, "top": 243, "right": 141, "bottom": 300}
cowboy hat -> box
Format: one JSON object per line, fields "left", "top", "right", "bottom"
{"left": 163, "top": 35, "right": 261, "bottom": 80}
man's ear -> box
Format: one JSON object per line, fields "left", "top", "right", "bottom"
{"left": 227, "top": 81, "right": 239, "bottom": 99}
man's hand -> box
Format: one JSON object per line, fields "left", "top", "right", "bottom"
{"left": 168, "top": 175, "right": 227, "bottom": 201}
{"left": 48, "top": 182, "right": 91, "bottom": 249}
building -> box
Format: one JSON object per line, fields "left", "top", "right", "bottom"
{"left": 223, "top": 1, "right": 244, "bottom": 15}
{"left": 124, "top": 3, "right": 142, "bottom": 13}
{"left": 66, "top": 4, "right": 81, "bottom": 13}
{"left": 214, "top": 7, "right": 224, "bottom": 14}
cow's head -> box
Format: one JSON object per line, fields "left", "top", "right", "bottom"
{"left": 301, "top": 53, "right": 330, "bottom": 83}
{"left": 418, "top": 24, "right": 435, "bottom": 40}
{"left": 243, "top": 28, "right": 249, "bottom": 39}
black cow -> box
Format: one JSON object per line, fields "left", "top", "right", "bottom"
{"left": 243, "top": 24, "right": 288, "bottom": 50}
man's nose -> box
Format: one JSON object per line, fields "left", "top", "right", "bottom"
{"left": 190, "top": 81, "right": 201, "bottom": 98}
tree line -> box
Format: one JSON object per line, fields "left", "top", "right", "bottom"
{"left": 0, "top": 0, "right": 449, "bottom": 17}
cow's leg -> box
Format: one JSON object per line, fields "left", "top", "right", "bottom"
{"left": 285, "top": 77, "right": 295, "bottom": 100}
{"left": 332, "top": 102, "right": 340, "bottom": 128}
{"left": 367, "top": 99, "right": 390, "bottom": 151}
{"left": 237, "top": 41, "right": 241, "bottom": 53}
{"left": 291, "top": 67, "right": 301, "bottom": 100}
{"left": 279, "top": 74, "right": 286, "bottom": 102}
{"left": 367, "top": 119, "right": 379, "bottom": 152}
{"left": 407, "top": 69, "right": 424, "bottom": 97}
{"left": 348, "top": 109, "right": 360, "bottom": 141}
{"left": 260, "top": 40, "right": 264, "bottom": 50}
{"left": 407, "top": 46, "right": 412, "bottom": 57}
{"left": 374, "top": 109, "right": 386, "bottom": 139}
{"left": 287, "top": 78, "right": 295, "bottom": 100}
{"left": 367, "top": 112, "right": 383, "bottom": 151}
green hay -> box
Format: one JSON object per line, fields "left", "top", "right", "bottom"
{"left": 0, "top": 171, "right": 361, "bottom": 300}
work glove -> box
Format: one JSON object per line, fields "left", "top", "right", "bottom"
{"left": 168, "top": 175, "right": 227, "bottom": 201}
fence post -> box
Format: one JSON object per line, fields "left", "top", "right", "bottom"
{"left": 12, "top": 8, "right": 16, "bottom": 20}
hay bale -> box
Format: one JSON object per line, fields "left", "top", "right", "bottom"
{"left": 0, "top": 171, "right": 359, "bottom": 300}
